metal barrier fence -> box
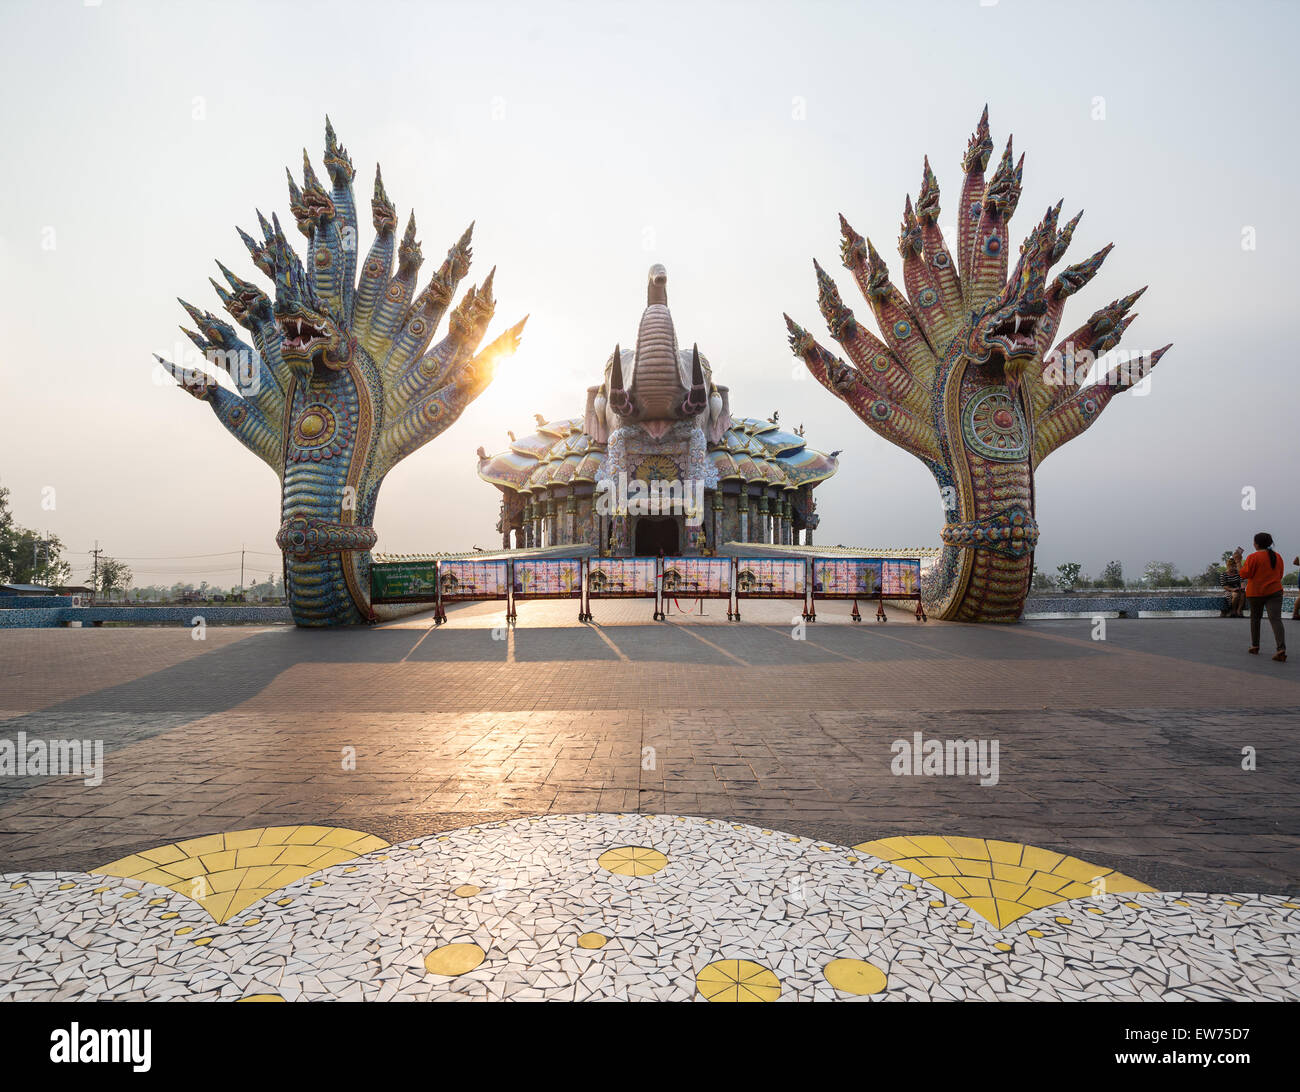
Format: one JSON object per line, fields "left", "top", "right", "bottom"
{"left": 371, "top": 555, "right": 925, "bottom": 625}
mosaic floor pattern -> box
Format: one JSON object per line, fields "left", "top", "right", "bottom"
{"left": 2, "top": 814, "right": 1297, "bottom": 1001}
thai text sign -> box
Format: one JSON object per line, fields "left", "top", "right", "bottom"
{"left": 370, "top": 561, "right": 440, "bottom": 603}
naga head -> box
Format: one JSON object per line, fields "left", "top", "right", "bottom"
{"left": 962, "top": 203, "right": 1055, "bottom": 400}
{"left": 274, "top": 299, "right": 353, "bottom": 373}
{"left": 265, "top": 213, "right": 355, "bottom": 375}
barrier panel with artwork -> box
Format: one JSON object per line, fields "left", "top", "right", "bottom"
{"left": 809, "top": 557, "right": 926, "bottom": 622}
{"left": 733, "top": 558, "right": 810, "bottom": 622}
{"left": 583, "top": 558, "right": 659, "bottom": 621}
{"left": 435, "top": 559, "right": 510, "bottom": 623}
{"left": 371, "top": 553, "right": 925, "bottom": 625}
{"left": 660, "top": 557, "right": 734, "bottom": 620}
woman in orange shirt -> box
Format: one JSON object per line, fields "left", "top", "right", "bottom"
{"left": 1240, "top": 532, "right": 1287, "bottom": 661}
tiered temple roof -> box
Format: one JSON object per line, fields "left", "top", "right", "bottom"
{"left": 477, "top": 265, "right": 838, "bottom": 555}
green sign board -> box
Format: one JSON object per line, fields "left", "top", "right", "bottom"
{"left": 370, "top": 561, "right": 440, "bottom": 603}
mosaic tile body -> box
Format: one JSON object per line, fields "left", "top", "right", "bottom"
{"left": 2, "top": 815, "right": 1297, "bottom": 1001}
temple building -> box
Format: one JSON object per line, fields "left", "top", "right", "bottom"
{"left": 476, "top": 265, "right": 838, "bottom": 556}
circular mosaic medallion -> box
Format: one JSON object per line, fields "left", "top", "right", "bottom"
{"left": 917, "top": 287, "right": 938, "bottom": 308}
{"left": 293, "top": 403, "right": 337, "bottom": 448}
{"left": 597, "top": 846, "right": 668, "bottom": 877}
{"left": 962, "top": 388, "right": 1028, "bottom": 461}
{"left": 288, "top": 386, "right": 354, "bottom": 464}
{"left": 696, "top": 959, "right": 781, "bottom": 1002}
{"left": 424, "top": 942, "right": 485, "bottom": 976}
{"left": 823, "top": 958, "right": 888, "bottom": 996}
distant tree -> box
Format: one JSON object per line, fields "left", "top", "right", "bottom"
{"left": 1196, "top": 558, "right": 1227, "bottom": 586}
{"left": 1100, "top": 560, "right": 1124, "bottom": 588}
{"left": 97, "top": 557, "right": 132, "bottom": 600}
{"left": 1143, "top": 560, "right": 1179, "bottom": 587}
{"left": 1056, "top": 562, "right": 1082, "bottom": 591}
{"left": 0, "top": 485, "right": 72, "bottom": 586}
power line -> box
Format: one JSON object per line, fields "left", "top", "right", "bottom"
{"left": 65, "top": 550, "right": 279, "bottom": 560}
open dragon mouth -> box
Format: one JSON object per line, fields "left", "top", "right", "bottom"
{"left": 303, "top": 193, "right": 334, "bottom": 222}
{"left": 985, "top": 312, "right": 1039, "bottom": 357}
{"left": 278, "top": 315, "right": 328, "bottom": 353}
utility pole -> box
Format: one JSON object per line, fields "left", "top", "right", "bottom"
{"left": 90, "top": 541, "right": 101, "bottom": 600}
{"left": 240, "top": 545, "right": 245, "bottom": 596}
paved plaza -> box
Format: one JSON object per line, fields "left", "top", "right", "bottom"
{"left": 1, "top": 608, "right": 1297, "bottom": 1000}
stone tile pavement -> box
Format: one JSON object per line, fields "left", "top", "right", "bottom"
{"left": 0, "top": 605, "right": 1296, "bottom": 893}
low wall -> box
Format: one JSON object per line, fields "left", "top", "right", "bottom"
{"left": 1024, "top": 593, "right": 1296, "bottom": 617}
{"left": 0, "top": 605, "right": 292, "bottom": 628}
{"left": 0, "top": 596, "right": 74, "bottom": 609}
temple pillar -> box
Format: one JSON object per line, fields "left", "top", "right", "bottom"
{"left": 711, "top": 491, "right": 724, "bottom": 553}
{"left": 564, "top": 496, "right": 576, "bottom": 545}
{"left": 758, "top": 496, "right": 770, "bottom": 544}
{"left": 738, "top": 486, "right": 750, "bottom": 543}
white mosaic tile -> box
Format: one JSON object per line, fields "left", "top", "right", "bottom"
{"left": 1, "top": 814, "right": 1297, "bottom": 1001}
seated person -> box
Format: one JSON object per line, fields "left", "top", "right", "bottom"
{"left": 1222, "top": 548, "right": 1244, "bottom": 617}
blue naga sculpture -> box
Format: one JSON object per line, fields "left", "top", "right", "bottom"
{"left": 156, "top": 120, "right": 525, "bottom": 626}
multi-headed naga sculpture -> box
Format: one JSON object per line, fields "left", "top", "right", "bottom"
{"left": 786, "top": 108, "right": 1171, "bottom": 622}
{"left": 156, "top": 120, "right": 525, "bottom": 626}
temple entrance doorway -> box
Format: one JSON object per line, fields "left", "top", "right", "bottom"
{"left": 634, "top": 516, "right": 680, "bottom": 556}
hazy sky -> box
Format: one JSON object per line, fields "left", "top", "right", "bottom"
{"left": 1, "top": 0, "right": 1295, "bottom": 587}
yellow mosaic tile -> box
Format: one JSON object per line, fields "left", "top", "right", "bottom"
{"left": 597, "top": 846, "right": 668, "bottom": 877}
{"left": 823, "top": 958, "right": 887, "bottom": 996}
{"left": 696, "top": 959, "right": 781, "bottom": 1002}
{"left": 92, "top": 825, "right": 390, "bottom": 924}
{"left": 853, "top": 836, "right": 1156, "bottom": 929}
{"left": 424, "top": 943, "right": 485, "bottom": 976}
